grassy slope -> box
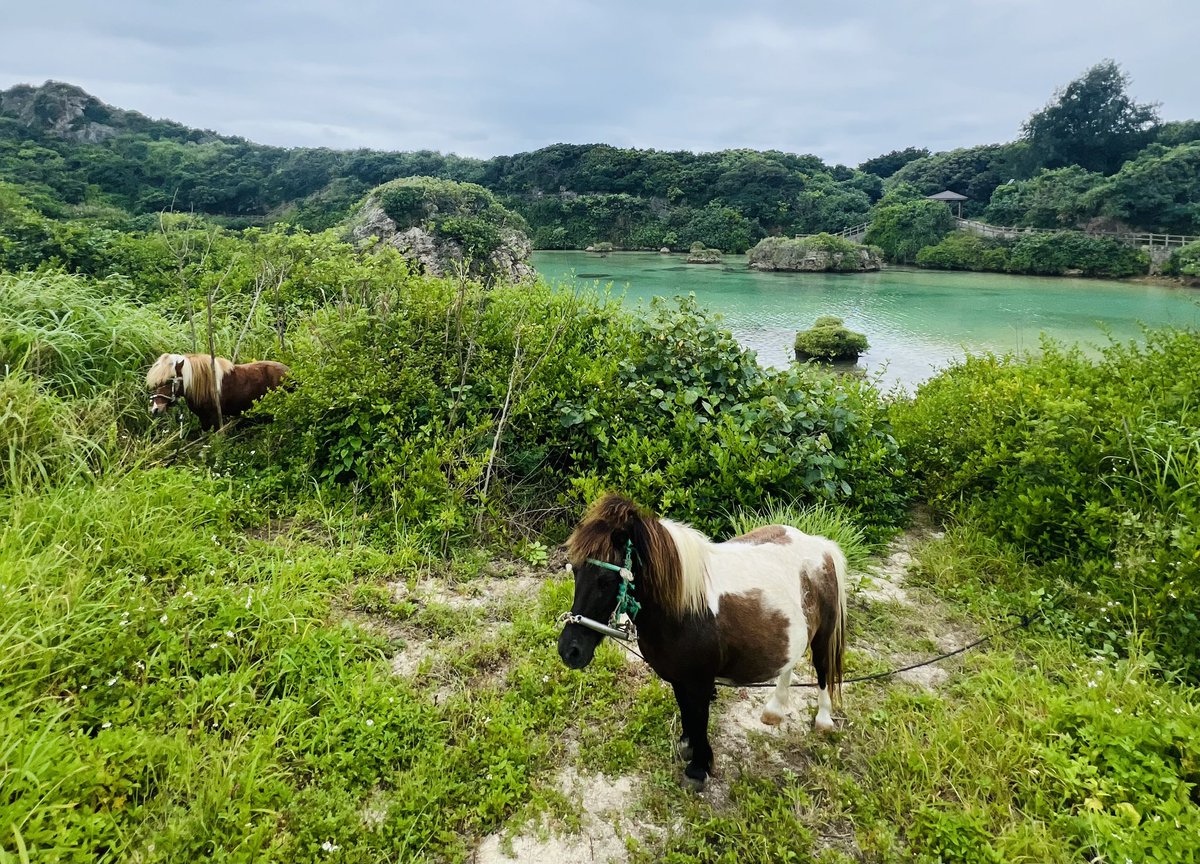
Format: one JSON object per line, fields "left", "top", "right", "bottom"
{"left": 4, "top": 464, "right": 1196, "bottom": 863}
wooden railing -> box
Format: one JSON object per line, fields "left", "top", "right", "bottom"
{"left": 954, "top": 218, "right": 1198, "bottom": 249}
{"left": 795, "top": 222, "right": 871, "bottom": 240}
{"left": 795, "top": 218, "right": 1197, "bottom": 251}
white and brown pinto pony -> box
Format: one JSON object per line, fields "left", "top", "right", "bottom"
{"left": 558, "top": 493, "right": 847, "bottom": 790}
{"left": 146, "top": 353, "right": 289, "bottom": 431}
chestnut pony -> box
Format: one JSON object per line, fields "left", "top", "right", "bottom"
{"left": 558, "top": 493, "right": 847, "bottom": 790}
{"left": 146, "top": 353, "right": 289, "bottom": 431}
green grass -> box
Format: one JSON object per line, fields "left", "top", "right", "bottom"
{"left": 728, "top": 500, "right": 876, "bottom": 572}
{"left": 2, "top": 246, "right": 1198, "bottom": 864}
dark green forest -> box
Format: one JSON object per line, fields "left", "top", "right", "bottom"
{"left": 2, "top": 61, "right": 1197, "bottom": 255}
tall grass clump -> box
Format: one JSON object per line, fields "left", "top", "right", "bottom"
{"left": 891, "top": 330, "right": 1200, "bottom": 678}
{"left": 728, "top": 500, "right": 876, "bottom": 572}
{"left": 0, "top": 373, "right": 97, "bottom": 491}
{"left": 0, "top": 271, "right": 183, "bottom": 396}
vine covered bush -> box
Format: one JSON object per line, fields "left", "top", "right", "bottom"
{"left": 892, "top": 332, "right": 1200, "bottom": 678}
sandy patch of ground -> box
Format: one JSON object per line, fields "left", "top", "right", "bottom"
{"left": 472, "top": 768, "right": 651, "bottom": 864}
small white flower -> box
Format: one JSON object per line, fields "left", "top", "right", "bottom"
{"left": 365, "top": 719, "right": 374, "bottom": 727}
{"left": 81, "top": 684, "right": 88, "bottom": 690}
{"left": 226, "top": 631, "right": 234, "bottom": 638}
{"left": 542, "top": 675, "right": 549, "bottom": 683}
{"left": 1114, "top": 707, "right": 1123, "bottom": 714}
{"left": 101, "top": 721, "right": 112, "bottom": 729}
{"left": 135, "top": 660, "right": 145, "bottom": 670}
{"left": 160, "top": 614, "right": 168, "bottom": 624}
{"left": 209, "top": 643, "right": 218, "bottom": 649}
{"left": 107, "top": 678, "right": 117, "bottom": 686}
{"left": 388, "top": 697, "right": 395, "bottom": 703}
{"left": 320, "top": 841, "right": 340, "bottom": 853}
{"left": 1087, "top": 680, "right": 1098, "bottom": 688}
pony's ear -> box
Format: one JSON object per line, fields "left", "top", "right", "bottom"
{"left": 174, "top": 358, "right": 185, "bottom": 375}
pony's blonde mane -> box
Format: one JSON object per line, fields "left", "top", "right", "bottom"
{"left": 145, "top": 352, "right": 233, "bottom": 411}
{"left": 568, "top": 494, "right": 710, "bottom": 619}
{"left": 658, "top": 518, "right": 710, "bottom": 617}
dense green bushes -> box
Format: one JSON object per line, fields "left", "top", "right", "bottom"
{"left": 1006, "top": 232, "right": 1148, "bottom": 276}
{"left": 255, "top": 284, "right": 908, "bottom": 541}
{"left": 915, "top": 232, "right": 1012, "bottom": 271}
{"left": 1163, "top": 239, "right": 1200, "bottom": 277}
{"left": 892, "top": 332, "right": 1200, "bottom": 678}
{"left": 916, "top": 230, "right": 1149, "bottom": 277}
{"left": 865, "top": 199, "right": 955, "bottom": 263}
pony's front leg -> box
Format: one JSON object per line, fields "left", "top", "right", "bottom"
{"left": 671, "top": 682, "right": 693, "bottom": 761}
{"left": 675, "top": 680, "right": 714, "bottom": 791}
{"left": 761, "top": 667, "right": 792, "bottom": 725}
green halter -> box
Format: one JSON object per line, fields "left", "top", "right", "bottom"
{"left": 586, "top": 539, "right": 641, "bottom": 621}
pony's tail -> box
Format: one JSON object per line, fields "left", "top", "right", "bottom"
{"left": 821, "top": 547, "right": 848, "bottom": 708}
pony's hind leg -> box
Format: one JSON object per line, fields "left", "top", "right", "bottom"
{"left": 810, "top": 631, "right": 835, "bottom": 732}
{"left": 761, "top": 667, "right": 792, "bottom": 726}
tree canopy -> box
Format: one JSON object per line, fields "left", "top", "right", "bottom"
{"left": 1023, "top": 60, "right": 1160, "bottom": 175}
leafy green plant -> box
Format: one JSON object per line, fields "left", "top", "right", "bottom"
{"left": 892, "top": 331, "right": 1200, "bottom": 676}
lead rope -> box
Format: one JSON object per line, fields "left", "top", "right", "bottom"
{"left": 582, "top": 607, "right": 1045, "bottom": 687}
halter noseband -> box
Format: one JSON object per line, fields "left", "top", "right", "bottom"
{"left": 559, "top": 539, "right": 641, "bottom": 641}
{"left": 150, "top": 375, "right": 184, "bottom": 405}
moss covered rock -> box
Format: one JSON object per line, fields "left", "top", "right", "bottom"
{"left": 748, "top": 232, "right": 883, "bottom": 270}
{"left": 348, "top": 176, "right": 533, "bottom": 283}
{"left": 794, "top": 316, "right": 869, "bottom": 362}
{"left": 748, "top": 233, "right": 882, "bottom": 272}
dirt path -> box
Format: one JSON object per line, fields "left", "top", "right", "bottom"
{"left": 370, "top": 525, "right": 980, "bottom": 863}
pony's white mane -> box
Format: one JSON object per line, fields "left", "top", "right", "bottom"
{"left": 659, "top": 518, "right": 711, "bottom": 617}
{"left": 145, "top": 353, "right": 185, "bottom": 389}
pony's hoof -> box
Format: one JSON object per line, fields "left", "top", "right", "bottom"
{"left": 760, "top": 709, "right": 784, "bottom": 726}
{"left": 813, "top": 715, "right": 836, "bottom": 733}
{"left": 680, "top": 773, "right": 707, "bottom": 793}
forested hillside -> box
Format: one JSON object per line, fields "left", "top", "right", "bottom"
{"left": 5, "top": 62, "right": 1194, "bottom": 254}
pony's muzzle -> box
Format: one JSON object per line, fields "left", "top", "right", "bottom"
{"left": 557, "top": 624, "right": 600, "bottom": 670}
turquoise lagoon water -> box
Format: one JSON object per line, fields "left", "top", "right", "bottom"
{"left": 532, "top": 251, "right": 1200, "bottom": 389}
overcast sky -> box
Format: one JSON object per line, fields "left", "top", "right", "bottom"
{"left": 2, "top": 0, "right": 1197, "bottom": 166}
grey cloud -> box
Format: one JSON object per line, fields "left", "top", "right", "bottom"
{"left": 1, "top": 0, "right": 1196, "bottom": 164}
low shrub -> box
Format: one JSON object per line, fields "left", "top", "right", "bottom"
{"left": 916, "top": 232, "right": 1012, "bottom": 271}
{"left": 254, "top": 283, "right": 907, "bottom": 542}
{"left": 891, "top": 331, "right": 1200, "bottom": 677}
{"left": 1162, "top": 239, "right": 1200, "bottom": 277}
{"left": 1006, "top": 232, "right": 1148, "bottom": 277}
